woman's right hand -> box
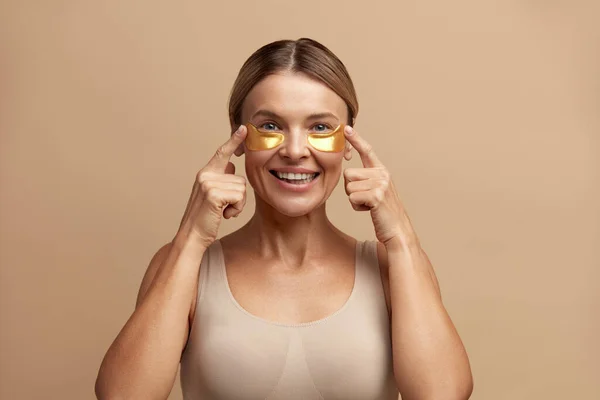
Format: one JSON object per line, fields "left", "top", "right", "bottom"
{"left": 176, "top": 125, "right": 248, "bottom": 248}
{"left": 95, "top": 128, "right": 248, "bottom": 400}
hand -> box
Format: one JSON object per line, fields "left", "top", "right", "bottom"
{"left": 343, "top": 126, "right": 418, "bottom": 248}
{"left": 176, "top": 125, "right": 248, "bottom": 248}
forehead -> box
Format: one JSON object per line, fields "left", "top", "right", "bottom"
{"left": 241, "top": 72, "right": 348, "bottom": 122}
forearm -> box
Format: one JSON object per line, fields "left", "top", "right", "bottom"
{"left": 95, "top": 236, "right": 206, "bottom": 400}
{"left": 387, "top": 238, "right": 473, "bottom": 400}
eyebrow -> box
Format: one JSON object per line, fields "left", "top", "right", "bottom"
{"left": 306, "top": 112, "right": 339, "bottom": 122}
{"left": 250, "top": 109, "right": 340, "bottom": 123}
{"left": 250, "top": 110, "right": 281, "bottom": 120}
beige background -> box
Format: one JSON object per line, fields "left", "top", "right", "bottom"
{"left": 1, "top": 1, "right": 599, "bottom": 399}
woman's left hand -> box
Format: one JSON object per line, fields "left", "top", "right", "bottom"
{"left": 343, "top": 126, "right": 418, "bottom": 249}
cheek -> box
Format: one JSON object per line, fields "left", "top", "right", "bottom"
{"left": 317, "top": 152, "right": 345, "bottom": 176}
{"left": 243, "top": 151, "right": 273, "bottom": 182}
{"left": 244, "top": 149, "right": 272, "bottom": 166}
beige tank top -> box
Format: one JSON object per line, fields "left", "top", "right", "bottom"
{"left": 180, "top": 240, "right": 397, "bottom": 399}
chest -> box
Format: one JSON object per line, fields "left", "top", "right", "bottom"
{"left": 179, "top": 240, "right": 397, "bottom": 399}
{"left": 182, "top": 298, "right": 396, "bottom": 400}
{"left": 225, "top": 256, "right": 356, "bottom": 325}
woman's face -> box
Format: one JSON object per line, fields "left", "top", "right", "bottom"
{"left": 239, "top": 72, "right": 352, "bottom": 217}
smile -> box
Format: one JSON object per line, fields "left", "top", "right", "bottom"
{"left": 269, "top": 170, "right": 320, "bottom": 185}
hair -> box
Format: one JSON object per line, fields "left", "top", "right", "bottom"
{"left": 228, "top": 38, "right": 358, "bottom": 131}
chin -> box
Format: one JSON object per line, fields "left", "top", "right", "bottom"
{"left": 267, "top": 198, "right": 323, "bottom": 218}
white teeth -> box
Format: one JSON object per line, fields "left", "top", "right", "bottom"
{"left": 275, "top": 171, "right": 317, "bottom": 182}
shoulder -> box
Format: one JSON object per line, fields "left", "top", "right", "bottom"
{"left": 135, "top": 242, "right": 173, "bottom": 308}
{"left": 355, "top": 239, "right": 392, "bottom": 315}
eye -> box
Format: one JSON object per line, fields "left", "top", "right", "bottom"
{"left": 311, "top": 123, "right": 332, "bottom": 133}
{"left": 259, "top": 122, "right": 281, "bottom": 131}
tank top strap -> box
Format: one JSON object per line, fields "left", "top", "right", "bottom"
{"left": 354, "top": 240, "right": 387, "bottom": 303}
{"left": 196, "top": 239, "right": 385, "bottom": 318}
{"left": 358, "top": 239, "right": 379, "bottom": 267}
{"left": 195, "top": 240, "right": 231, "bottom": 309}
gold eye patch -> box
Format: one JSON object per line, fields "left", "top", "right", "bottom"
{"left": 244, "top": 123, "right": 346, "bottom": 152}
{"left": 244, "top": 124, "right": 285, "bottom": 151}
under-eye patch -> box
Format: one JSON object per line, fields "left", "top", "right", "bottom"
{"left": 244, "top": 123, "right": 285, "bottom": 150}
{"left": 244, "top": 123, "right": 346, "bottom": 152}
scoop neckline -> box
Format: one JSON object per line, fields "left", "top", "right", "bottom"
{"left": 215, "top": 239, "right": 360, "bottom": 328}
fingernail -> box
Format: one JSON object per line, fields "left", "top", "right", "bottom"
{"left": 344, "top": 126, "right": 354, "bottom": 135}
{"left": 235, "top": 125, "right": 245, "bottom": 135}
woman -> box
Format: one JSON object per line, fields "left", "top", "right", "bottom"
{"left": 95, "top": 38, "right": 473, "bottom": 400}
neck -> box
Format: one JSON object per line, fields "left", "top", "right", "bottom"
{"left": 242, "top": 198, "right": 345, "bottom": 266}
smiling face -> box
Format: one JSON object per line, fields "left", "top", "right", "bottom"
{"left": 239, "top": 72, "right": 352, "bottom": 217}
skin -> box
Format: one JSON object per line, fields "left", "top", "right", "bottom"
{"left": 221, "top": 73, "right": 360, "bottom": 324}
{"left": 95, "top": 72, "right": 473, "bottom": 400}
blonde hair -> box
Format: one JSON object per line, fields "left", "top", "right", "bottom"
{"left": 228, "top": 38, "right": 358, "bottom": 131}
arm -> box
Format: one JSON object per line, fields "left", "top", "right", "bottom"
{"left": 94, "top": 125, "right": 248, "bottom": 400}
{"left": 342, "top": 125, "right": 472, "bottom": 399}
{"left": 378, "top": 239, "right": 473, "bottom": 400}
{"left": 94, "top": 236, "right": 206, "bottom": 400}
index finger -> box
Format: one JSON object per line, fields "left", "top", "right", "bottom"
{"left": 206, "top": 125, "right": 247, "bottom": 171}
{"left": 344, "top": 126, "right": 382, "bottom": 168}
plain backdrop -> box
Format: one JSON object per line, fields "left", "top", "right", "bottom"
{"left": 1, "top": 1, "right": 598, "bottom": 399}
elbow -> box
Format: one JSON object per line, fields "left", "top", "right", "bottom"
{"left": 464, "top": 374, "right": 474, "bottom": 399}
{"left": 94, "top": 376, "right": 117, "bottom": 400}
{"left": 95, "top": 368, "right": 164, "bottom": 400}
{"left": 95, "top": 369, "right": 127, "bottom": 400}
{"left": 397, "top": 374, "right": 474, "bottom": 400}
{"left": 454, "top": 360, "right": 474, "bottom": 399}
{"left": 436, "top": 374, "right": 474, "bottom": 400}
{"left": 450, "top": 376, "right": 474, "bottom": 400}
{"left": 431, "top": 372, "right": 474, "bottom": 400}
{"left": 94, "top": 367, "right": 107, "bottom": 400}
{"left": 95, "top": 362, "right": 114, "bottom": 400}
{"left": 94, "top": 379, "right": 108, "bottom": 400}
{"left": 94, "top": 383, "right": 128, "bottom": 400}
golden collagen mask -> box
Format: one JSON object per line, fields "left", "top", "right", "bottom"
{"left": 244, "top": 123, "right": 285, "bottom": 151}
{"left": 307, "top": 124, "right": 346, "bottom": 152}
{"left": 245, "top": 123, "right": 346, "bottom": 152}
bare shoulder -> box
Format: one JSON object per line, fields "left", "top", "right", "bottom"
{"left": 375, "top": 240, "right": 442, "bottom": 304}
{"left": 135, "top": 241, "right": 204, "bottom": 324}
{"left": 135, "top": 242, "right": 173, "bottom": 308}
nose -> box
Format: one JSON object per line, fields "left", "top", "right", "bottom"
{"left": 277, "top": 128, "right": 311, "bottom": 160}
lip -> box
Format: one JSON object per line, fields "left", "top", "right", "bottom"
{"left": 269, "top": 170, "right": 320, "bottom": 193}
